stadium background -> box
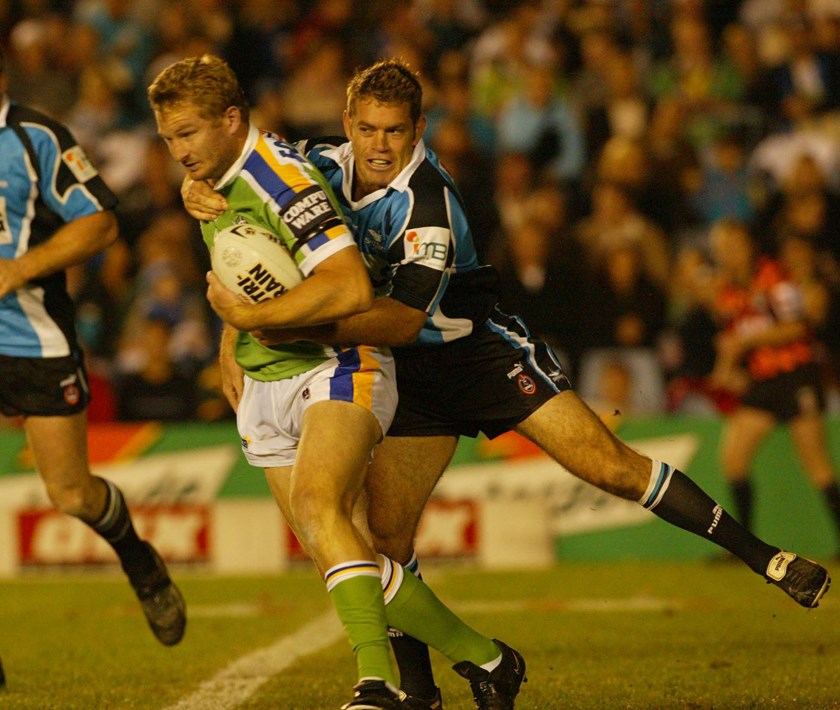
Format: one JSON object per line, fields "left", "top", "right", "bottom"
{"left": 2, "top": 3, "right": 840, "bottom": 707}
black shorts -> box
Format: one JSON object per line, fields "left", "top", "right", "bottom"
{"left": 389, "top": 305, "right": 572, "bottom": 439}
{"left": 740, "top": 362, "right": 826, "bottom": 422}
{"left": 0, "top": 353, "right": 90, "bottom": 417}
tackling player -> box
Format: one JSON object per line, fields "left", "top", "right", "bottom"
{"left": 189, "top": 59, "right": 830, "bottom": 710}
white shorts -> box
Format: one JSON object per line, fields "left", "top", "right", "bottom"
{"left": 236, "top": 346, "right": 397, "bottom": 468}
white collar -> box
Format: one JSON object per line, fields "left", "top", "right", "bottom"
{"left": 214, "top": 123, "right": 260, "bottom": 190}
{"left": 323, "top": 138, "right": 427, "bottom": 210}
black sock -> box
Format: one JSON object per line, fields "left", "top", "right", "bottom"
{"left": 390, "top": 556, "right": 437, "bottom": 699}
{"left": 389, "top": 629, "right": 437, "bottom": 699}
{"left": 730, "top": 479, "right": 753, "bottom": 531}
{"left": 86, "top": 478, "right": 154, "bottom": 583}
{"left": 641, "top": 463, "right": 778, "bottom": 575}
{"left": 821, "top": 481, "right": 840, "bottom": 541}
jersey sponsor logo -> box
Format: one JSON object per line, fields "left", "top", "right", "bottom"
{"left": 403, "top": 226, "right": 448, "bottom": 264}
{"left": 0, "top": 197, "right": 10, "bottom": 244}
{"left": 282, "top": 187, "right": 334, "bottom": 237}
{"left": 62, "top": 145, "right": 98, "bottom": 183}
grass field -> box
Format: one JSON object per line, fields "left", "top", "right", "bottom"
{"left": 0, "top": 560, "right": 837, "bottom": 709}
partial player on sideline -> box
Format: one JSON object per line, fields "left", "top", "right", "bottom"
{"left": 0, "top": 47, "right": 185, "bottom": 647}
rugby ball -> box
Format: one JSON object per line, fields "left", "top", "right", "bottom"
{"left": 211, "top": 222, "right": 302, "bottom": 303}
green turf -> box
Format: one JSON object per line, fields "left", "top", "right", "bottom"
{"left": 0, "top": 561, "right": 837, "bottom": 709}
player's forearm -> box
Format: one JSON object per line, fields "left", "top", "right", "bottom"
{"left": 738, "top": 320, "right": 809, "bottom": 352}
{"left": 16, "top": 211, "right": 118, "bottom": 282}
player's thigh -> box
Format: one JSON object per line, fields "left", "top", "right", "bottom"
{"left": 264, "top": 465, "right": 295, "bottom": 522}
{"left": 516, "top": 389, "right": 650, "bottom": 498}
{"left": 718, "top": 406, "right": 776, "bottom": 478}
{"left": 294, "top": 399, "right": 382, "bottom": 506}
{"left": 24, "top": 411, "right": 91, "bottom": 488}
{"left": 365, "top": 435, "right": 458, "bottom": 540}
{"left": 789, "top": 412, "right": 836, "bottom": 487}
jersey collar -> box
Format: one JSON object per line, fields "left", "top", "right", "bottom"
{"left": 213, "top": 123, "right": 260, "bottom": 190}
{"left": 325, "top": 138, "right": 428, "bottom": 210}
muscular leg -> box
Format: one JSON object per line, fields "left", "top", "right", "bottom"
{"left": 789, "top": 411, "right": 840, "bottom": 547}
{"left": 365, "top": 435, "right": 458, "bottom": 701}
{"left": 270, "top": 399, "right": 396, "bottom": 686}
{"left": 366, "top": 435, "right": 459, "bottom": 562}
{"left": 25, "top": 412, "right": 154, "bottom": 579}
{"left": 718, "top": 406, "right": 776, "bottom": 529}
{"left": 516, "top": 390, "right": 780, "bottom": 574}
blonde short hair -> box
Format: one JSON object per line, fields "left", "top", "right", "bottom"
{"left": 148, "top": 54, "right": 249, "bottom": 122}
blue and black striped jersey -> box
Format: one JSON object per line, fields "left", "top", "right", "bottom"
{"left": 0, "top": 99, "right": 117, "bottom": 358}
{"left": 299, "top": 137, "right": 498, "bottom": 346}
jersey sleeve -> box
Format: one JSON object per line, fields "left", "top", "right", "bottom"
{"left": 249, "top": 136, "right": 355, "bottom": 277}
{"left": 26, "top": 120, "right": 118, "bottom": 221}
{"left": 388, "top": 183, "right": 456, "bottom": 314}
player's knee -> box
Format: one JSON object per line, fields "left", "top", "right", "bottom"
{"left": 44, "top": 480, "right": 89, "bottom": 518}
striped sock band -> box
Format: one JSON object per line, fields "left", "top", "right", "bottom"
{"left": 377, "top": 554, "right": 405, "bottom": 605}
{"left": 638, "top": 460, "right": 674, "bottom": 511}
{"left": 324, "top": 560, "right": 381, "bottom": 593}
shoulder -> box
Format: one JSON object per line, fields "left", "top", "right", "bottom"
{"left": 6, "top": 103, "right": 75, "bottom": 148}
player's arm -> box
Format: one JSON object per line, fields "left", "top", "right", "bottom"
{"left": 0, "top": 210, "right": 118, "bottom": 299}
{"left": 206, "top": 244, "right": 373, "bottom": 332}
{"left": 259, "top": 295, "right": 427, "bottom": 347}
{"left": 218, "top": 323, "right": 244, "bottom": 411}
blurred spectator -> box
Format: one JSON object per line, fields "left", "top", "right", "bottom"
{"left": 580, "top": 241, "right": 668, "bottom": 352}
{"left": 489, "top": 182, "right": 587, "bottom": 365}
{"left": 5, "top": 17, "right": 76, "bottom": 117}
{"left": 115, "top": 315, "right": 200, "bottom": 421}
{"left": 495, "top": 61, "right": 585, "bottom": 184}
{"left": 583, "top": 48, "right": 651, "bottom": 163}
{"left": 647, "top": 12, "right": 744, "bottom": 150}
{"left": 765, "top": 13, "right": 840, "bottom": 127}
{"left": 687, "top": 125, "right": 757, "bottom": 226}
{"left": 281, "top": 37, "right": 347, "bottom": 138}
{"left": 573, "top": 180, "right": 671, "bottom": 288}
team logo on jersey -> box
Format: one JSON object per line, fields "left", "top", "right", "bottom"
{"left": 517, "top": 374, "right": 536, "bottom": 395}
{"left": 403, "top": 227, "right": 448, "bottom": 265}
{"left": 0, "top": 197, "right": 10, "bottom": 245}
{"left": 63, "top": 383, "right": 80, "bottom": 405}
{"left": 62, "top": 145, "right": 98, "bottom": 183}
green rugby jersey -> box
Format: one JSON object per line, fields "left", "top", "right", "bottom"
{"left": 201, "top": 125, "right": 357, "bottom": 381}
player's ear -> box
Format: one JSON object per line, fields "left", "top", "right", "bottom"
{"left": 342, "top": 109, "right": 352, "bottom": 138}
{"left": 413, "top": 115, "right": 427, "bottom": 146}
{"left": 224, "top": 106, "right": 242, "bottom": 133}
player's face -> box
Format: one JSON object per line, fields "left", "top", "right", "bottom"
{"left": 155, "top": 101, "right": 243, "bottom": 183}
{"left": 343, "top": 98, "right": 426, "bottom": 199}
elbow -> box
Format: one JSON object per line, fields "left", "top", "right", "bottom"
{"left": 97, "top": 211, "right": 119, "bottom": 250}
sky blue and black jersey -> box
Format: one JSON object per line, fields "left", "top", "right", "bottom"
{"left": 0, "top": 100, "right": 117, "bottom": 358}
{"left": 299, "top": 137, "right": 498, "bottom": 346}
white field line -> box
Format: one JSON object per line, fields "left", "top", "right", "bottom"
{"left": 162, "top": 595, "right": 688, "bottom": 709}
{"left": 162, "top": 609, "right": 342, "bottom": 710}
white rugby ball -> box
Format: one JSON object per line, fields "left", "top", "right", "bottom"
{"left": 211, "top": 222, "right": 302, "bottom": 303}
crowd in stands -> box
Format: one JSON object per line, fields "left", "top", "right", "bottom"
{"left": 3, "top": 0, "right": 840, "bottom": 423}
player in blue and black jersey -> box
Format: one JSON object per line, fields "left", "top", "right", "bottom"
{"left": 0, "top": 48, "right": 185, "bottom": 647}
{"left": 192, "top": 59, "right": 830, "bottom": 710}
